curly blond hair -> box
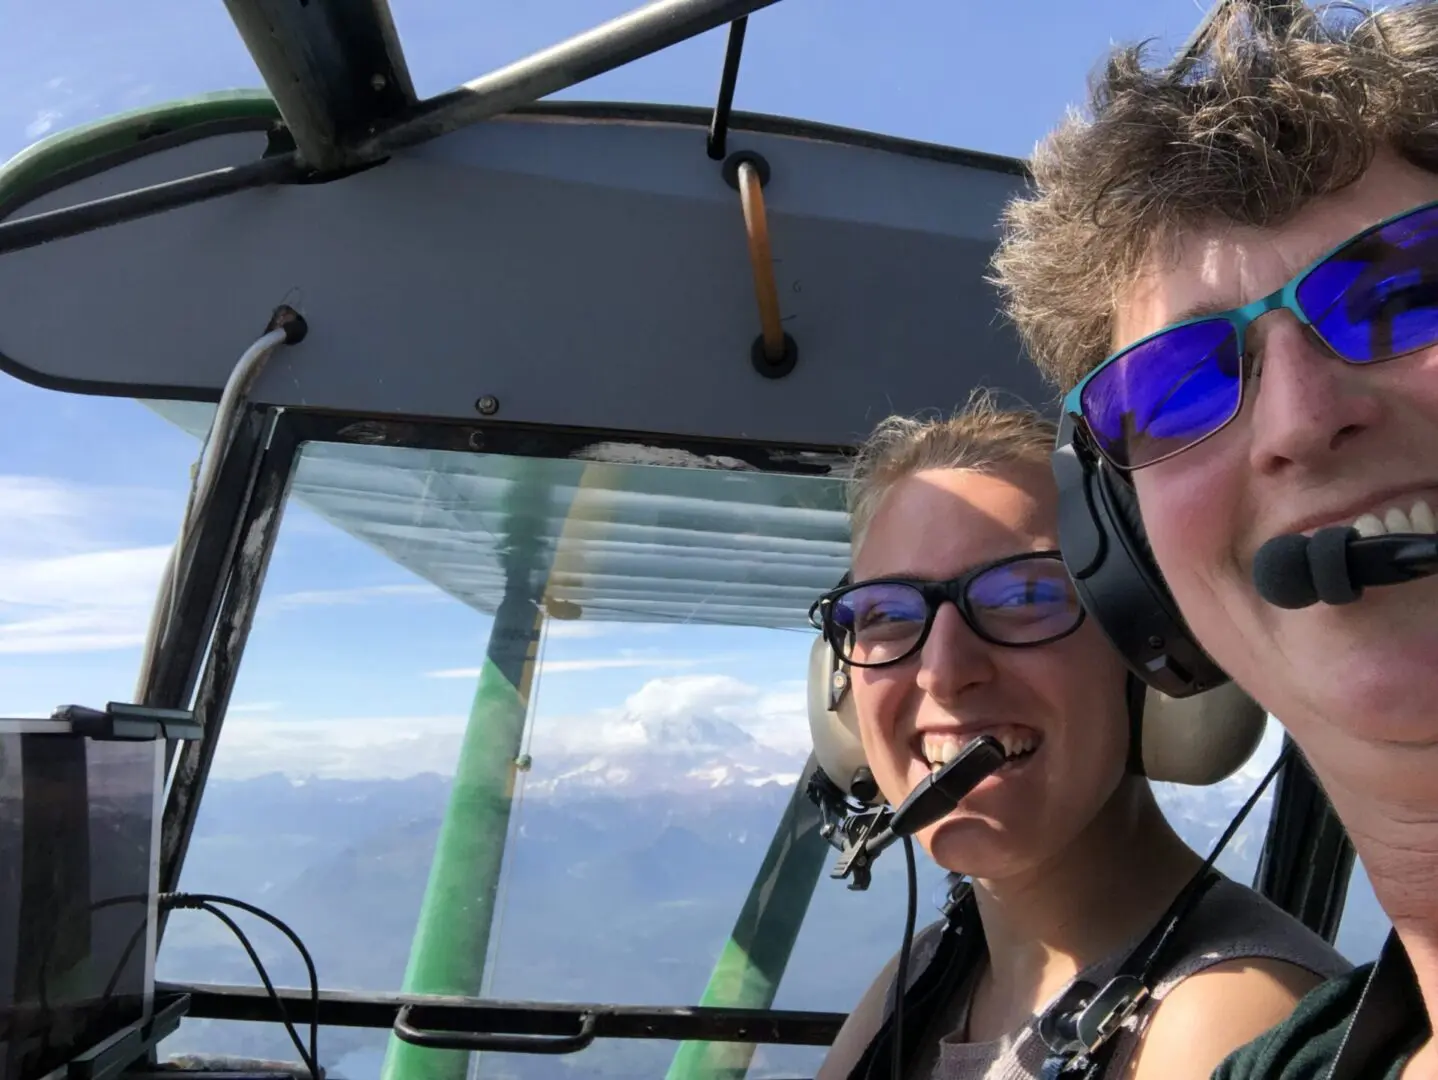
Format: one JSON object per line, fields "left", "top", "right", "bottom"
{"left": 991, "top": 0, "right": 1438, "bottom": 391}
{"left": 848, "top": 389, "right": 1056, "bottom": 553}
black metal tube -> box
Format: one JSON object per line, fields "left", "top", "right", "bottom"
{"left": 0, "top": 153, "right": 302, "bottom": 257}
{"left": 707, "top": 17, "right": 749, "bottom": 159}
{"left": 355, "top": 0, "right": 787, "bottom": 159}
{"left": 160, "top": 982, "right": 846, "bottom": 1045}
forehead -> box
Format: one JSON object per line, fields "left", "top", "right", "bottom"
{"left": 854, "top": 464, "right": 1057, "bottom": 578}
{"left": 1113, "top": 155, "right": 1438, "bottom": 351}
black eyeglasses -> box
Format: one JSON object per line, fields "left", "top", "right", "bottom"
{"left": 808, "top": 551, "right": 1085, "bottom": 669}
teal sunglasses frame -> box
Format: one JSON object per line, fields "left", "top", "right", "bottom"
{"left": 1061, "top": 197, "right": 1438, "bottom": 472}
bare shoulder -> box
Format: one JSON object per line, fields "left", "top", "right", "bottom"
{"left": 814, "top": 951, "right": 900, "bottom": 1080}
{"left": 1123, "top": 957, "right": 1328, "bottom": 1080}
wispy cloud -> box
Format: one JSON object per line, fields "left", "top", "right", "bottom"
{"left": 0, "top": 476, "right": 181, "bottom": 655}
{"left": 228, "top": 701, "right": 281, "bottom": 715}
{"left": 426, "top": 654, "right": 709, "bottom": 679}
{"left": 211, "top": 714, "right": 470, "bottom": 781}
{"left": 542, "top": 621, "right": 670, "bottom": 641}
{"left": 207, "top": 673, "right": 813, "bottom": 779}
{"left": 269, "top": 583, "right": 444, "bottom": 611}
{"left": 25, "top": 108, "right": 62, "bottom": 139}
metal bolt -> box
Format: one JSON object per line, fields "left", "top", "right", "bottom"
{"left": 515, "top": 754, "right": 533, "bottom": 772}
{"left": 371, "top": 73, "right": 387, "bottom": 91}
{"left": 475, "top": 395, "right": 500, "bottom": 416}
{"left": 1148, "top": 635, "right": 1164, "bottom": 649}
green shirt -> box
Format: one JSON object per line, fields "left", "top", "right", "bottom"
{"left": 1213, "top": 933, "right": 1429, "bottom": 1080}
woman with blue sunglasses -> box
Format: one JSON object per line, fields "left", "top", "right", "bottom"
{"left": 994, "top": 3, "right": 1438, "bottom": 1077}
{"left": 811, "top": 396, "right": 1345, "bottom": 1080}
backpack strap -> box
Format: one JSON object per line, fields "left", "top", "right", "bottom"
{"left": 846, "top": 879, "right": 986, "bottom": 1080}
{"left": 1036, "top": 866, "right": 1224, "bottom": 1079}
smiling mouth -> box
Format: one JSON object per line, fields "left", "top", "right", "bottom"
{"left": 917, "top": 727, "right": 1040, "bottom": 774}
{"left": 1290, "top": 497, "right": 1438, "bottom": 540}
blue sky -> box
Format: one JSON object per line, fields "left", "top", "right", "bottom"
{"left": 0, "top": 0, "right": 1235, "bottom": 770}
{"left": 0, "top": 0, "right": 1389, "bottom": 963}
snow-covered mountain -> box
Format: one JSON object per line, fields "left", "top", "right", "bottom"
{"left": 522, "top": 706, "right": 809, "bottom": 796}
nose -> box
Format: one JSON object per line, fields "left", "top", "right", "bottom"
{"left": 914, "top": 602, "right": 997, "bottom": 704}
{"left": 1245, "top": 318, "right": 1383, "bottom": 477}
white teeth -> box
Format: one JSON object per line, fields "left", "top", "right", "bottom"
{"left": 1354, "top": 512, "right": 1386, "bottom": 537}
{"left": 1385, "top": 507, "right": 1414, "bottom": 534}
{"left": 923, "top": 736, "right": 961, "bottom": 770}
{"left": 1412, "top": 500, "right": 1436, "bottom": 533}
{"left": 1351, "top": 500, "right": 1438, "bottom": 538}
{"left": 997, "top": 732, "right": 1035, "bottom": 758}
{"left": 923, "top": 731, "right": 1038, "bottom": 772}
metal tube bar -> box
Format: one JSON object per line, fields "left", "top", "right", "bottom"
{"left": 706, "top": 18, "right": 749, "bottom": 159}
{"left": 379, "top": 592, "right": 546, "bottom": 1080}
{"left": 0, "top": 153, "right": 302, "bottom": 257}
{"left": 665, "top": 758, "right": 830, "bottom": 1080}
{"left": 355, "top": 0, "right": 786, "bottom": 160}
{"left": 160, "top": 982, "right": 847, "bottom": 1044}
{"left": 382, "top": 460, "right": 583, "bottom": 1080}
{"left": 222, "top": 0, "right": 417, "bottom": 171}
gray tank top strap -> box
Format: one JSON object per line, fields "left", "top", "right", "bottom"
{"left": 913, "top": 877, "right": 1352, "bottom": 1080}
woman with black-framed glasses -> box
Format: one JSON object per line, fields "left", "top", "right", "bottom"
{"left": 810, "top": 549, "right": 1085, "bottom": 670}
{"left": 814, "top": 395, "right": 1347, "bottom": 1080}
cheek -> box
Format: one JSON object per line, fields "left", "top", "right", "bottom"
{"left": 1131, "top": 465, "right": 1236, "bottom": 628}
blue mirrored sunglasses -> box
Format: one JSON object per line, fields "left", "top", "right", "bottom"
{"left": 1064, "top": 199, "right": 1438, "bottom": 471}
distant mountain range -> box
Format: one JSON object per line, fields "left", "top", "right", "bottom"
{"left": 151, "top": 739, "right": 1387, "bottom": 1080}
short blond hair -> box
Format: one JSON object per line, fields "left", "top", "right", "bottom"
{"left": 848, "top": 389, "right": 1057, "bottom": 553}
{"left": 991, "top": 0, "right": 1438, "bottom": 391}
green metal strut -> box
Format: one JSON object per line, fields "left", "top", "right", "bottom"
{"left": 665, "top": 758, "right": 830, "bottom": 1080}
{"left": 381, "top": 461, "right": 574, "bottom": 1080}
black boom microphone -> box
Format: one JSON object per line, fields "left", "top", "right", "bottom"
{"left": 862, "top": 734, "right": 1007, "bottom": 859}
{"left": 1253, "top": 525, "right": 1438, "bottom": 609}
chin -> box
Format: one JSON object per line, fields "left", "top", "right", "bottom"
{"left": 920, "top": 816, "right": 1041, "bottom": 881}
{"left": 1263, "top": 593, "right": 1438, "bottom": 745}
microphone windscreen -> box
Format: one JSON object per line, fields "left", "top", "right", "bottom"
{"left": 1308, "top": 526, "right": 1361, "bottom": 605}
{"left": 1253, "top": 533, "right": 1318, "bottom": 609}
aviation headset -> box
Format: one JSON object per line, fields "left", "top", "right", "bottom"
{"left": 1050, "top": 411, "right": 1228, "bottom": 700}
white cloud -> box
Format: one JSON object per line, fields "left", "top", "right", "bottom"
{"left": 0, "top": 475, "right": 455, "bottom": 655}
{"left": 210, "top": 714, "right": 469, "bottom": 780}
{"left": 531, "top": 672, "right": 812, "bottom": 757}
{"left": 205, "top": 673, "right": 812, "bottom": 779}
{"left": 268, "top": 583, "right": 443, "bottom": 611}
{"left": 427, "top": 654, "right": 712, "bottom": 678}
{"left": 228, "top": 702, "right": 281, "bottom": 715}
{"left": 541, "top": 621, "right": 670, "bottom": 640}
{"left": 25, "top": 109, "right": 62, "bottom": 139}
{"left": 0, "top": 476, "right": 181, "bottom": 655}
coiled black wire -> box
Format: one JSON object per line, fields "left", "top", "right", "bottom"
{"left": 161, "top": 892, "right": 321, "bottom": 1080}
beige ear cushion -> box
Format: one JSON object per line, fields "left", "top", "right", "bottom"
{"left": 1140, "top": 680, "right": 1267, "bottom": 786}
{"left": 806, "top": 634, "right": 881, "bottom": 804}
{"left": 808, "top": 635, "right": 1266, "bottom": 796}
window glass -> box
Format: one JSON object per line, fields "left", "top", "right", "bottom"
{"left": 1151, "top": 715, "right": 1287, "bottom": 887}
{"left": 157, "top": 437, "right": 875, "bottom": 1078}
{"left": 1335, "top": 856, "right": 1389, "bottom": 966}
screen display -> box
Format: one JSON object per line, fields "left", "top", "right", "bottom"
{"left": 0, "top": 727, "right": 162, "bottom": 1080}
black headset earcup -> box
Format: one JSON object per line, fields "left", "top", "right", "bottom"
{"left": 1052, "top": 423, "right": 1228, "bottom": 699}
